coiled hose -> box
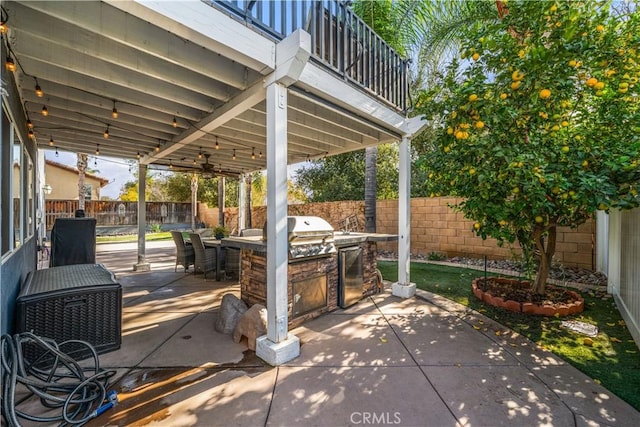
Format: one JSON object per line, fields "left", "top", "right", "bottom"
{"left": 1, "top": 332, "right": 116, "bottom": 427}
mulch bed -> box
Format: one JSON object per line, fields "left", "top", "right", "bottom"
{"left": 476, "top": 277, "right": 580, "bottom": 306}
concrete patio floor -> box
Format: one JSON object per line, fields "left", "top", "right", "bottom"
{"left": 19, "top": 241, "right": 640, "bottom": 426}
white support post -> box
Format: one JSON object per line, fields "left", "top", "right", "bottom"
{"left": 133, "top": 163, "right": 150, "bottom": 271}
{"left": 392, "top": 136, "right": 415, "bottom": 298}
{"left": 256, "top": 82, "right": 300, "bottom": 365}
{"left": 238, "top": 173, "right": 246, "bottom": 232}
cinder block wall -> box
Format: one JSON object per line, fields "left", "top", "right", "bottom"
{"left": 198, "top": 197, "right": 595, "bottom": 270}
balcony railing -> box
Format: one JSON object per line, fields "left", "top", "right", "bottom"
{"left": 207, "top": 0, "right": 409, "bottom": 113}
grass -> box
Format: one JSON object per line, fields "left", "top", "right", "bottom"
{"left": 378, "top": 261, "right": 640, "bottom": 411}
{"left": 96, "top": 231, "right": 173, "bottom": 243}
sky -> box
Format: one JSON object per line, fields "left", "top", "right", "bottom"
{"left": 44, "top": 149, "right": 135, "bottom": 199}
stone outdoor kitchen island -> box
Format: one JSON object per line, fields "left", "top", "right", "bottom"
{"left": 222, "top": 217, "right": 397, "bottom": 328}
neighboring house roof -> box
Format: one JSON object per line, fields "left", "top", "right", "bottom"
{"left": 46, "top": 159, "right": 110, "bottom": 187}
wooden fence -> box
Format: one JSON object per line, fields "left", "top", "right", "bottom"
{"left": 44, "top": 200, "right": 192, "bottom": 230}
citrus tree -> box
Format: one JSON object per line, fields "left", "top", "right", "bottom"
{"left": 415, "top": 0, "right": 640, "bottom": 295}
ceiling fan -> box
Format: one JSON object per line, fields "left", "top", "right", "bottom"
{"left": 200, "top": 153, "right": 215, "bottom": 179}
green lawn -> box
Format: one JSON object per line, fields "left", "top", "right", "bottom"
{"left": 96, "top": 232, "right": 173, "bottom": 244}
{"left": 378, "top": 261, "right": 640, "bottom": 411}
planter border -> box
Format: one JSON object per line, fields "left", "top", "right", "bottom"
{"left": 472, "top": 277, "right": 584, "bottom": 316}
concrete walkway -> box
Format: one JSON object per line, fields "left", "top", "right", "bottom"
{"left": 27, "top": 241, "right": 640, "bottom": 426}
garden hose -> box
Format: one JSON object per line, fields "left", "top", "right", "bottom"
{"left": 1, "top": 332, "right": 116, "bottom": 426}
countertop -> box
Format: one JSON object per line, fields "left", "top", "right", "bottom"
{"left": 221, "top": 232, "right": 397, "bottom": 251}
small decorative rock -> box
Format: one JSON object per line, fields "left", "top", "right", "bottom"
{"left": 215, "top": 294, "right": 248, "bottom": 334}
{"left": 233, "top": 304, "right": 267, "bottom": 351}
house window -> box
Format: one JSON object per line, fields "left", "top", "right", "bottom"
{"left": 83, "top": 184, "right": 92, "bottom": 201}
{"left": 13, "top": 139, "right": 23, "bottom": 248}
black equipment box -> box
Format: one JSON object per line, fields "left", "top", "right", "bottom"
{"left": 16, "top": 264, "right": 122, "bottom": 361}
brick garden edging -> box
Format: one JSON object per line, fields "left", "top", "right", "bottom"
{"left": 471, "top": 277, "right": 584, "bottom": 317}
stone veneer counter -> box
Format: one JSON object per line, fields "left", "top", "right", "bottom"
{"left": 222, "top": 233, "right": 397, "bottom": 328}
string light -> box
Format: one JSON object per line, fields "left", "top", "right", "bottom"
{"left": 5, "top": 54, "right": 16, "bottom": 72}
{"left": 215, "top": 137, "right": 219, "bottom": 150}
{"left": 95, "top": 144, "right": 100, "bottom": 155}
{"left": 112, "top": 101, "right": 118, "bottom": 119}
{"left": 232, "top": 149, "right": 236, "bottom": 160}
{"left": 34, "top": 79, "right": 43, "bottom": 97}
{"left": 28, "top": 129, "right": 34, "bottom": 138}
{"left": 193, "top": 158, "right": 197, "bottom": 165}
{"left": 137, "top": 152, "right": 141, "bottom": 159}
{"left": 41, "top": 105, "right": 48, "bottom": 116}
{"left": 103, "top": 125, "right": 109, "bottom": 139}
{"left": 26, "top": 119, "right": 33, "bottom": 129}
{"left": 49, "top": 136, "right": 54, "bottom": 146}
{"left": 198, "top": 148, "right": 203, "bottom": 159}
{"left": 169, "top": 160, "right": 173, "bottom": 169}
{"left": 251, "top": 147, "right": 255, "bottom": 160}
{"left": 172, "top": 116, "right": 178, "bottom": 128}
{"left": 155, "top": 144, "right": 160, "bottom": 152}
{"left": 259, "top": 151, "right": 263, "bottom": 158}
{"left": 0, "top": 11, "right": 7, "bottom": 35}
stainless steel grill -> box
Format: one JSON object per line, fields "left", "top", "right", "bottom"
{"left": 264, "top": 216, "right": 336, "bottom": 261}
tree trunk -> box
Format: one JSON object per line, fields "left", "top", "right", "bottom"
{"left": 190, "top": 174, "right": 198, "bottom": 230}
{"left": 77, "top": 153, "right": 88, "bottom": 210}
{"left": 364, "top": 146, "right": 377, "bottom": 233}
{"left": 532, "top": 224, "right": 557, "bottom": 295}
{"left": 245, "top": 174, "right": 252, "bottom": 228}
{"left": 218, "top": 176, "right": 225, "bottom": 227}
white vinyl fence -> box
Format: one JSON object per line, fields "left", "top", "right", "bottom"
{"left": 606, "top": 208, "right": 640, "bottom": 349}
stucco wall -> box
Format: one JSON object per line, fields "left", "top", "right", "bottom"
{"left": 198, "top": 197, "right": 595, "bottom": 270}
{"left": 45, "top": 164, "right": 104, "bottom": 200}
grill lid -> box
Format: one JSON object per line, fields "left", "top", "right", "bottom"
{"left": 263, "top": 216, "right": 336, "bottom": 259}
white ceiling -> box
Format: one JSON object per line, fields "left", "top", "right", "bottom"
{"left": 3, "top": 0, "right": 403, "bottom": 177}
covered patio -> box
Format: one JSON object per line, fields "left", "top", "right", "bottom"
{"left": 11, "top": 240, "right": 637, "bottom": 426}
{"left": 1, "top": 0, "right": 421, "bottom": 364}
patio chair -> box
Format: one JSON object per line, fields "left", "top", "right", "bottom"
{"left": 171, "top": 231, "right": 195, "bottom": 272}
{"left": 189, "top": 233, "right": 217, "bottom": 279}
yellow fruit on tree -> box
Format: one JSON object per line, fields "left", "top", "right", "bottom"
{"left": 472, "top": 52, "right": 480, "bottom": 61}
{"left": 561, "top": 145, "right": 570, "bottom": 153}
{"left": 447, "top": 127, "right": 453, "bottom": 135}
{"left": 512, "top": 70, "right": 524, "bottom": 81}
{"left": 595, "top": 81, "right": 605, "bottom": 90}
{"left": 511, "top": 81, "right": 521, "bottom": 90}
{"left": 474, "top": 121, "right": 485, "bottom": 129}
{"left": 539, "top": 177, "right": 546, "bottom": 184}
{"left": 512, "top": 187, "right": 520, "bottom": 194}
{"left": 469, "top": 94, "right": 478, "bottom": 102}
{"left": 444, "top": 145, "right": 451, "bottom": 153}
{"left": 598, "top": 203, "right": 608, "bottom": 210}
{"left": 568, "top": 59, "right": 577, "bottom": 67}
{"left": 500, "top": 93, "right": 508, "bottom": 100}
{"left": 552, "top": 187, "right": 560, "bottom": 194}
{"left": 551, "top": 125, "right": 560, "bottom": 131}
{"left": 469, "top": 168, "right": 476, "bottom": 175}
{"left": 535, "top": 216, "right": 544, "bottom": 224}
{"left": 499, "top": 220, "right": 507, "bottom": 226}
{"left": 582, "top": 160, "right": 589, "bottom": 167}
{"left": 561, "top": 120, "right": 569, "bottom": 127}
{"left": 455, "top": 131, "right": 465, "bottom": 139}
{"left": 596, "top": 24, "right": 605, "bottom": 32}
{"left": 586, "top": 77, "right": 598, "bottom": 87}
{"left": 539, "top": 89, "right": 551, "bottom": 99}
{"left": 473, "top": 222, "right": 481, "bottom": 230}
{"left": 550, "top": 4, "right": 557, "bottom": 12}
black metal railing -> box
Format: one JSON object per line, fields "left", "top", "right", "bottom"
{"left": 207, "top": 0, "right": 408, "bottom": 112}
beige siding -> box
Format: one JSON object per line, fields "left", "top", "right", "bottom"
{"left": 45, "top": 164, "right": 104, "bottom": 200}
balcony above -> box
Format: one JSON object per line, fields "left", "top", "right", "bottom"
{"left": 2, "top": 0, "right": 413, "bottom": 176}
